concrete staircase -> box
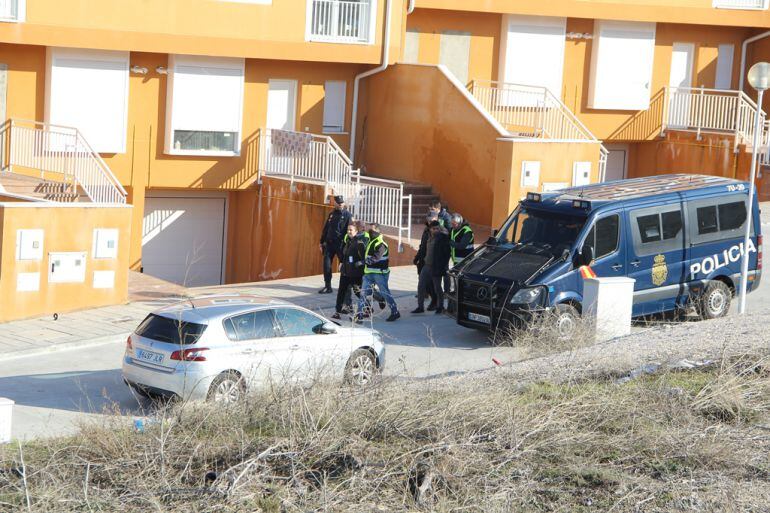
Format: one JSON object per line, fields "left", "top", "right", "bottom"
{"left": 0, "top": 172, "right": 87, "bottom": 202}
{"left": 403, "top": 182, "right": 443, "bottom": 227}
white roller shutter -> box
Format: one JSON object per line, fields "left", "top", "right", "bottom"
{"left": 499, "top": 15, "right": 566, "bottom": 98}
{"left": 46, "top": 48, "right": 129, "bottom": 153}
{"left": 588, "top": 20, "right": 656, "bottom": 110}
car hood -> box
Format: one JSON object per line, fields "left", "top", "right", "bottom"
{"left": 459, "top": 245, "right": 555, "bottom": 283}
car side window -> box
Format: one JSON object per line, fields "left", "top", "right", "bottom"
{"left": 223, "top": 310, "right": 277, "bottom": 341}
{"left": 273, "top": 308, "right": 325, "bottom": 337}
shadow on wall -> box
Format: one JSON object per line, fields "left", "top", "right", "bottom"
{"left": 607, "top": 88, "right": 666, "bottom": 141}
{"left": 187, "top": 130, "right": 263, "bottom": 190}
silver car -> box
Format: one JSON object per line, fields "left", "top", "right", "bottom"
{"left": 121, "top": 295, "right": 385, "bottom": 403}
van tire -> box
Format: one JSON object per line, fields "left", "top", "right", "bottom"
{"left": 698, "top": 281, "right": 731, "bottom": 320}
{"left": 554, "top": 303, "right": 580, "bottom": 341}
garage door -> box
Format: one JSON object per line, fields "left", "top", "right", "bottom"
{"left": 142, "top": 196, "right": 226, "bottom": 287}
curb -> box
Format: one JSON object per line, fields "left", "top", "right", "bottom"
{"left": 0, "top": 332, "right": 131, "bottom": 362}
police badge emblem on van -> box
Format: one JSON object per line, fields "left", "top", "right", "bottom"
{"left": 652, "top": 254, "right": 668, "bottom": 286}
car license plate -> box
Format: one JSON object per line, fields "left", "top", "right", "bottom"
{"left": 468, "top": 312, "right": 491, "bottom": 324}
{"left": 136, "top": 349, "right": 164, "bottom": 365}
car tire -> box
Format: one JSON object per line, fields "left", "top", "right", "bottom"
{"left": 344, "top": 349, "right": 377, "bottom": 386}
{"left": 554, "top": 303, "right": 580, "bottom": 341}
{"left": 207, "top": 371, "right": 245, "bottom": 404}
{"left": 698, "top": 280, "right": 731, "bottom": 320}
{"left": 127, "top": 382, "right": 152, "bottom": 400}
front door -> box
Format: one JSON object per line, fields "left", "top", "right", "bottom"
{"left": 625, "top": 202, "right": 688, "bottom": 316}
{"left": 267, "top": 79, "right": 297, "bottom": 131}
{"left": 668, "top": 42, "right": 695, "bottom": 129}
{"left": 603, "top": 144, "right": 628, "bottom": 182}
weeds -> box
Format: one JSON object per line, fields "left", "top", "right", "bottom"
{"left": 1, "top": 355, "right": 769, "bottom": 512}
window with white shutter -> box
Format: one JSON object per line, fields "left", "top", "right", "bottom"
{"left": 46, "top": 48, "right": 129, "bottom": 153}
{"left": 165, "top": 55, "right": 245, "bottom": 156}
{"left": 322, "top": 81, "right": 346, "bottom": 133}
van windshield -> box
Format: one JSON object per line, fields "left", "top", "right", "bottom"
{"left": 496, "top": 207, "right": 587, "bottom": 254}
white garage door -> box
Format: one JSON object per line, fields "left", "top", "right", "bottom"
{"left": 142, "top": 196, "right": 226, "bottom": 287}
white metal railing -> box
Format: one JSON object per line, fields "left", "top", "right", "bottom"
{"left": 257, "top": 128, "right": 412, "bottom": 245}
{"left": 6, "top": 119, "right": 127, "bottom": 204}
{"left": 469, "top": 80, "right": 597, "bottom": 141}
{"left": 762, "top": 120, "right": 770, "bottom": 166}
{"left": 307, "top": 0, "right": 372, "bottom": 43}
{"left": 0, "top": 0, "right": 20, "bottom": 21}
{"left": 713, "top": 0, "right": 768, "bottom": 9}
{"left": 663, "top": 86, "right": 767, "bottom": 151}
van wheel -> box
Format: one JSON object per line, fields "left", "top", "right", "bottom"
{"left": 698, "top": 281, "right": 731, "bottom": 320}
{"left": 554, "top": 304, "right": 579, "bottom": 341}
{"left": 207, "top": 371, "right": 245, "bottom": 404}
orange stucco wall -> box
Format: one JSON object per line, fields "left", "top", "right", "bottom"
{"left": 414, "top": 0, "right": 770, "bottom": 27}
{"left": 0, "top": 0, "right": 405, "bottom": 65}
{"left": 745, "top": 35, "right": 770, "bottom": 115}
{"left": 0, "top": 203, "right": 132, "bottom": 322}
{"left": 406, "top": 11, "right": 754, "bottom": 142}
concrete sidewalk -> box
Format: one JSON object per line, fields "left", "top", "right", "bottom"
{"left": 0, "top": 266, "right": 422, "bottom": 361}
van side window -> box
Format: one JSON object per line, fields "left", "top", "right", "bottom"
{"left": 718, "top": 201, "right": 746, "bottom": 231}
{"left": 637, "top": 214, "right": 661, "bottom": 243}
{"left": 696, "top": 206, "right": 718, "bottom": 234}
{"left": 595, "top": 215, "right": 619, "bottom": 259}
{"left": 688, "top": 195, "right": 751, "bottom": 245}
{"left": 630, "top": 205, "right": 684, "bottom": 256}
{"left": 637, "top": 211, "right": 683, "bottom": 243}
{"left": 661, "top": 211, "right": 683, "bottom": 239}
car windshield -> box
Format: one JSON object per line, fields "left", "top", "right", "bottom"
{"left": 135, "top": 314, "right": 207, "bottom": 345}
{"left": 496, "top": 206, "right": 587, "bottom": 254}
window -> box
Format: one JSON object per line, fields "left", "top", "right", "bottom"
{"left": 135, "top": 314, "right": 207, "bottom": 345}
{"left": 715, "top": 44, "right": 735, "bottom": 89}
{"left": 637, "top": 214, "right": 661, "bottom": 243}
{"left": 47, "top": 48, "right": 129, "bottom": 153}
{"left": 322, "top": 81, "right": 346, "bottom": 133}
{"left": 662, "top": 211, "right": 683, "bottom": 239}
{"left": 718, "top": 201, "right": 746, "bottom": 230}
{"left": 165, "top": 55, "right": 245, "bottom": 156}
{"left": 585, "top": 215, "right": 619, "bottom": 260}
{"left": 274, "top": 308, "right": 324, "bottom": 337}
{"left": 0, "top": 0, "right": 25, "bottom": 22}
{"left": 588, "top": 20, "right": 656, "bottom": 110}
{"left": 697, "top": 206, "right": 719, "bottom": 234}
{"left": 307, "top": 0, "right": 375, "bottom": 44}
{"left": 636, "top": 211, "right": 682, "bottom": 243}
{"left": 500, "top": 15, "right": 566, "bottom": 99}
{"left": 224, "top": 310, "right": 276, "bottom": 341}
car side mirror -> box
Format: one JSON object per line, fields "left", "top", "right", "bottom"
{"left": 316, "top": 322, "right": 338, "bottom": 335}
{"left": 580, "top": 244, "right": 594, "bottom": 266}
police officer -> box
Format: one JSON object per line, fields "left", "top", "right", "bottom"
{"left": 319, "top": 195, "right": 352, "bottom": 294}
{"left": 449, "top": 213, "right": 475, "bottom": 265}
{"left": 358, "top": 222, "right": 400, "bottom": 322}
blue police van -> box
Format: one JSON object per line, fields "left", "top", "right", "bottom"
{"left": 447, "top": 174, "right": 762, "bottom": 336}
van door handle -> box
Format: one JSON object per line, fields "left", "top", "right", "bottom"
{"left": 611, "top": 263, "right": 623, "bottom": 271}
{"left": 630, "top": 260, "right": 641, "bottom": 268}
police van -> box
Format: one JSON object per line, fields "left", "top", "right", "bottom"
{"left": 447, "top": 174, "right": 762, "bottom": 336}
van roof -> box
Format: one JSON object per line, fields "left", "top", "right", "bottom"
{"left": 554, "top": 174, "right": 743, "bottom": 202}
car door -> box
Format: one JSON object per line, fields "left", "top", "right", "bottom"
{"left": 272, "top": 307, "right": 349, "bottom": 382}
{"left": 625, "top": 202, "right": 687, "bottom": 316}
{"left": 221, "top": 309, "right": 289, "bottom": 387}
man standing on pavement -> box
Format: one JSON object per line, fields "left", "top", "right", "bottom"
{"left": 358, "top": 222, "right": 400, "bottom": 322}
{"left": 449, "top": 213, "right": 475, "bottom": 265}
{"left": 413, "top": 212, "right": 438, "bottom": 308}
{"left": 412, "top": 220, "right": 451, "bottom": 315}
{"left": 319, "top": 195, "right": 352, "bottom": 294}
{"left": 332, "top": 222, "right": 367, "bottom": 320}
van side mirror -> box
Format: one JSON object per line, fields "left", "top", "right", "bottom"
{"left": 580, "top": 244, "right": 594, "bottom": 266}
{"left": 492, "top": 229, "right": 499, "bottom": 236}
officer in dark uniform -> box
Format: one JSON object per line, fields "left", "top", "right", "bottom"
{"left": 319, "top": 195, "right": 352, "bottom": 294}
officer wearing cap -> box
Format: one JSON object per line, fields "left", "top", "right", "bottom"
{"left": 319, "top": 195, "right": 353, "bottom": 294}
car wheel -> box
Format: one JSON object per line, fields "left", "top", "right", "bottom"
{"left": 554, "top": 304, "right": 579, "bottom": 341}
{"left": 127, "top": 382, "right": 152, "bottom": 400}
{"left": 207, "top": 371, "right": 245, "bottom": 404}
{"left": 344, "top": 349, "right": 376, "bottom": 386}
{"left": 698, "top": 281, "right": 731, "bottom": 320}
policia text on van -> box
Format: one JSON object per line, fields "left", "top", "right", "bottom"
{"left": 446, "top": 175, "right": 762, "bottom": 336}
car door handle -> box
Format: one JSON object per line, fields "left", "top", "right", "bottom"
{"left": 611, "top": 263, "right": 623, "bottom": 271}
{"left": 630, "top": 260, "right": 641, "bottom": 268}
{"left": 241, "top": 349, "right": 257, "bottom": 355}
{"left": 289, "top": 345, "right": 300, "bottom": 350}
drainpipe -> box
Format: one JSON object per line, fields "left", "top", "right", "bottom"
{"left": 407, "top": 0, "right": 415, "bottom": 14}
{"left": 740, "top": 30, "right": 770, "bottom": 92}
{"left": 349, "top": 0, "right": 393, "bottom": 162}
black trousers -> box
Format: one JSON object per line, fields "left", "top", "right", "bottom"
{"left": 336, "top": 275, "right": 363, "bottom": 313}
{"left": 417, "top": 266, "right": 444, "bottom": 309}
{"left": 322, "top": 245, "right": 340, "bottom": 288}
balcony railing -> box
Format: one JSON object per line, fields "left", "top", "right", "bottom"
{"left": 307, "top": 0, "right": 373, "bottom": 44}
{"left": 663, "top": 87, "right": 767, "bottom": 151}
{"left": 0, "top": 0, "right": 22, "bottom": 21}
{"left": 713, "top": 0, "right": 768, "bottom": 9}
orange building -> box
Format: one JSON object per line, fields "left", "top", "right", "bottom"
{"left": 0, "top": 0, "right": 769, "bottom": 316}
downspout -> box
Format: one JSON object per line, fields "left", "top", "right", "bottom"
{"left": 739, "top": 30, "right": 770, "bottom": 92}
{"left": 407, "top": 0, "right": 415, "bottom": 14}
{"left": 349, "top": 0, "right": 394, "bottom": 162}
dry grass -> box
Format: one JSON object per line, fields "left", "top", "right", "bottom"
{"left": 1, "top": 355, "right": 770, "bottom": 512}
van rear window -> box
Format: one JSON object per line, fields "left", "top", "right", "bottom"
{"left": 135, "top": 314, "right": 207, "bottom": 345}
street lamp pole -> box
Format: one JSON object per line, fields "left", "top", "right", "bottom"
{"left": 739, "top": 62, "right": 770, "bottom": 314}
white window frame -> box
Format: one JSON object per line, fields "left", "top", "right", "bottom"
{"left": 164, "top": 54, "right": 245, "bottom": 157}
{"left": 713, "top": 0, "right": 768, "bottom": 10}
{"left": 323, "top": 80, "right": 347, "bottom": 134}
{"left": 0, "top": 0, "right": 25, "bottom": 22}
{"left": 220, "top": 0, "right": 272, "bottom": 4}
{"left": 305, "top": 0, "right": 377, "bottom": 45}
{"left": 45, "top": 47, "right": 130, "bottom": 154}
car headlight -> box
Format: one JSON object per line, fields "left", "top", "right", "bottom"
{"left": 510, "top": 286, "right": 545, "bottom": 305}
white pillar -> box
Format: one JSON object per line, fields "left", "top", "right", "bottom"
{"left": 582, "top": 277, "right": 635, "bottom": 342}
